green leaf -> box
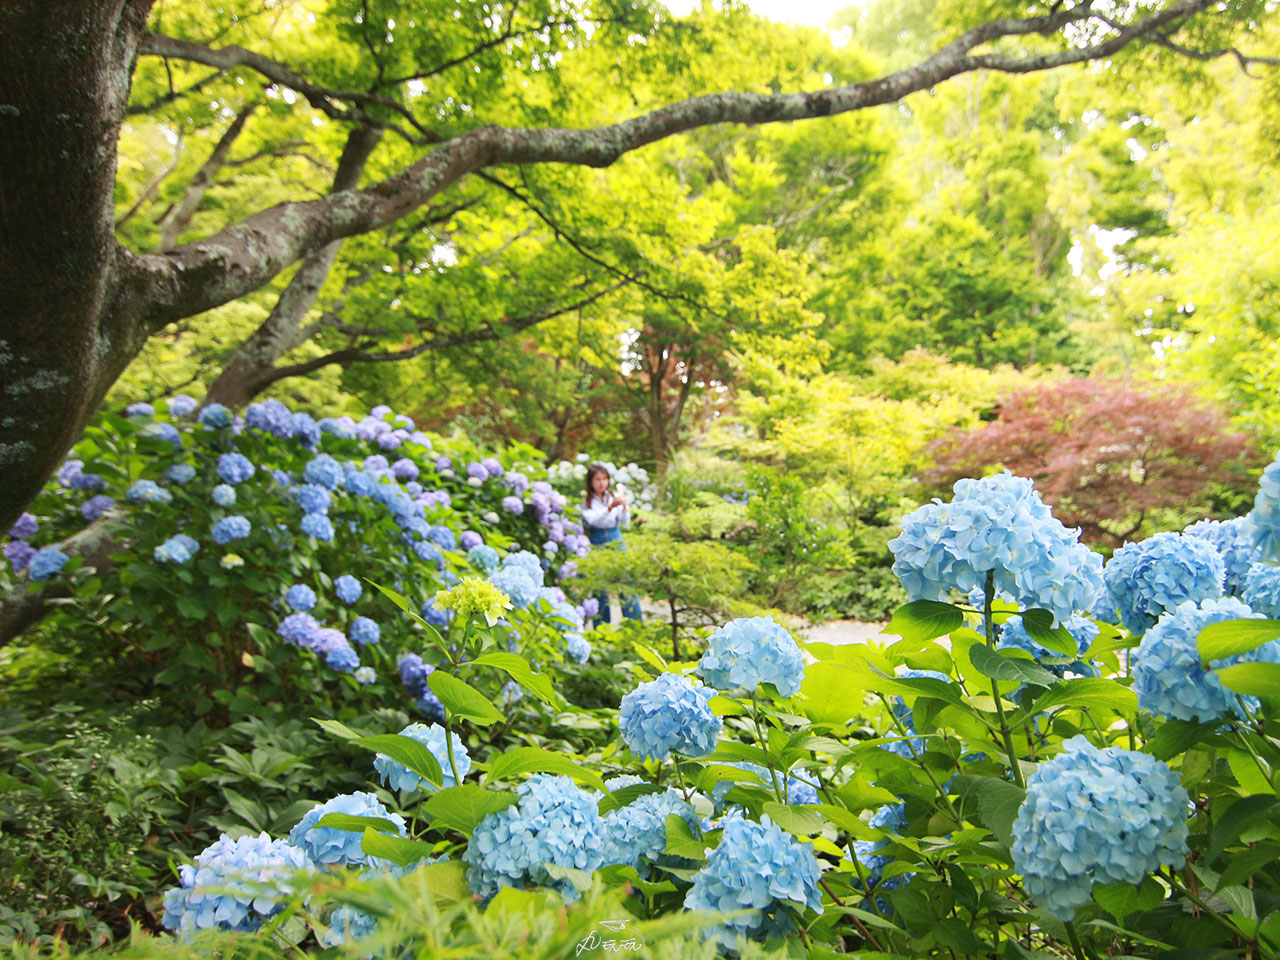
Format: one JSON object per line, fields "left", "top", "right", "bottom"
{"left": 633, "top": 644, "right": 668, "bottom": 673}
{"left": 401, "top": 859, "right": 470, "bottom": 903}
{"left": 422, "top": 785, "right": 517, "bottom": 837}
{"left": 867, "top": 665, "right": 968, "bottom": 710}
{"left": 311, "top": 717, "right": 366, "bottom": 740}
{"left": 1216, "top": 662, "right": 1280, "bottom": 697}
{"left": 541, "top": 862, "right": 593, "bottom": 894}
{"left": 1226, "top": 750, "right": 1275, "bottom": 794}
{"left": 969, "top": 644, "right": 1059, "bottom": 688}
{"left": 1197, "top": 619, "right": 1280, "bottom": 662}
{"left": 886, "top": 600, "right": 964, "bottom": 644}
{"left": 1027, "top": 677, "right": 1138, "bottom": 716}
{"left": 352, "top": 734, "right": 443, "bottom": 788}
{"left": 1148, "top": 718, "right": 1218, "bottom": 761}
{"left": 314, "top": 813, "right": 404, "bottom": 835}
{"left": 366, "top": 580, "right": 445, "bottom": 637}
{"left": 597, "top": 783, "right": 664, "bottom": 815}
{"left": 960, "top": 776, "right": 1025, "bottom": 847}
{"left": 1093, "top": 877, "right": 1166, "bottom": 922}
{"left": 427, "top": 671, "right": 505, "bottom": 726}
{"left": 359, "top": 829, "right": 435, "bottom": 869}
{"left": 664, "top": 814, "right": 709, "bottom": 861}
{"left": 800, "top": 660, "right": 867, "bottom": 725}
{"left": 460, "top": 653, "right": 557, "bottom": 706}
{"left": 1215, "top": 842, "right": 1280, "bottom": 891}
{"left": 1206, "top": 796, "right": 1280, "bottom": 863}
{"left": 761, "top": 802, "right": 827, "bottom": 837}
{"left": 1020, "top": 609, "right": 1078, "bottom": 657}
{"left": 484, "top": 746, "right": 607, "bottom": 792}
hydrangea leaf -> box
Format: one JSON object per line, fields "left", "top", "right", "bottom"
{"left": 1197, "top": 619, "right": 1280, "bottom": 662}
{"left": 1026, "top": 678, "right": 1138, "bottom": 716}
{"left": 1093, "top": 877, "right": 1166, "bottom": 923}
{"left": 1019, "top": 609, "right": 1078, "bottom": 657}
{"left": 886, "top": 600, "right": 964, "bottom": 644}
{"left": 460, "top": 652, "right": 557, "bottom": 707}
{"left": 422, "top": 784, "right": 518, "bottom": 837}
{"left": 935, "top": 917, "right": 981, "bottom": 955}
{"left": 311, "top": 717, "right": 365, "bottom": 741}
{"left": 867, "top": 665, "right": 969, "bottom": 710}
{"left": 354, "top": 734, "right": 444, "bottom": 788}
{"left": 483, "top": 746, "right": 607, "bottom": 792}
{"left": 970, "top": 776, "right": 1025, "bottom": 848}
{"left": 663, "top": 814, "right": 710, "bottom": 861}
{"left": 597, "top": 783, "right": 664, "bottom": 815}
{"left": 707, "top": 741, "right": 775, "bottom": 768}
{"left": 364, "top": 579, "right": 446, "bottom": 639}
{"left": 1214, "top": 841, "right": 1280, "bottom": 892}
{"left": 1147, "top": 718, "right": 1218, "bottom": 761}
{"left": 800, "top": 660, "right": 867, "bottom": 725}
{"left": 1225, "top": 750, "right": 1275, "bottom": 795}
{"left": 314, "top": 813, "right": 405, "bottom": 835}
{"left": 541, "top": 862, "right": 593, "bottom": 894}
{"left": 762, "top": 801, "right": 827, "bottom": 837}
{"left": 403, "top": 859, "right": 470, "bottom": 904}
{"left": 969, "top": 644, "right": 1059, "bottom": 688}
{"left": 1216, "top": 661, "right": 1280, "bottom": 697}
{"left": 426, "top": 671, "right": 505, "bottom": 726}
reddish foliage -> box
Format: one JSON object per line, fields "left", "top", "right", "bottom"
{"left": 923, "top": 378, "right": 1254, "bottom": 545}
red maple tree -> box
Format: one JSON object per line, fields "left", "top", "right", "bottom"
{"left": 923, "top": 378, "right": 1255, "bottom": 545}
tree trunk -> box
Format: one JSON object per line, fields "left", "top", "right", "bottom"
{"left": 0, "top": 0, "right": 156, "bottom": 534}
{"left": 201, "top": 124, "right": 382, "bottom": 407}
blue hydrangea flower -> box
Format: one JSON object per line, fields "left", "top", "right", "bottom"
{"left": 1012, "top": 736, "right": 1189, "bottom": 920}
{"left": 1133, "top": 597, "right": 1276, "bottom": 722}
{"left": 211, "top": 515, "right": 251, "bottom": 544}
{"left": 335, "top": 575, "right": 362, "bottom": 604}
{"left": 126, "top": 401, "right": 155, "bottom": 418}
{"left": 278, "top": 612, "right": 322, "bottom": 647}
{"left": 698, "top": 616, "right": 805, "bottom": 697}
{"left": 1242, "top": 562, "right": 1280, "bottom": 618}
{"left": 126, "top": 479, "right": 173, "bottom": 504}
{"left": 1248, "top": 453, "right": 1280, "bottom": 561}
{"left": 605, "top": 775, "right": 647, "bottom": 791}
{"left": 69, "top": 468, "right": 105, "bottom": 491}
{"left": 321, "top": 904, "right": 378, "bottom": 949}
{"left": 302, "top": 454, "right": 343, "bottom": 490}
{"left": 294, "top": 484, "right": 331, "bottom": 515}
{"left": 216, "top": 453, "right": 256, "bottom": 485}
{"left": 851, "top": 803, "right": 913, "bottom": 904}
{"left": 392, "top": 458, "right": 419, "bottom": 482}
{"left": 426, "top": 526, "right": 456, "bottom": 552}
{"left": 197, "top": 404, "right": 233, "bottom": 428}
{"left": 286, "top": 584, "right": 317, "bottom": 612}
{"left": 164, "top": 464, "right": 196, "bottom": 486}
{"left": 140, "top": 422, "right": 184, "bottom": 448}
{"left": 1104, "top": 532, "right": 1225, "bottom": 634}
{"left": 619, "top": 673, "right": 721, "bottom": 761}
{"left": 354, "top": 666, "right": 376, "bottom": 685}
{"left": 81, "top": 495, "right": 114, "bottom": 522}
{"left": 374, "top": 722, "right": 469, "bottom": 793}
{"left": 167, "top": 395, "right": 198, "bottom": 417}
{"left": 288, "top": 793, "right": 406, "bottom": 869}
{"left": 684, "top": 815, "right": 823, "bottom": 948}
{"left": 345, "top": 472, "right": 374, "bottom": 497}
{"left": 460, "top": 531, "right": 483, "bottom": 551}
{"left": 309, "top": 627, "right": 347, "bottom": 657}
{"left": 245, "top": 400, "right": 294, "bottom": 438}
{"left": 489, "top": 567, "right": 539, "bottom": 609}
{"left": 154, "top": 534, "right": 199, "bottom": 564}
{"left": 9, "top": 512, "right": 37, "bottom": 539}
{"left": 1184, "top": 517, "right": 1258, "bottom": 596}
{"left": 419, "top": 596, "right": 453, "bottom": 628}
{"left": 710, "top": 762, "right": 819, "bottom": 810}
{"left": 481, "top": 457, "right": 503, "bottom": 478}
{"left": 565, "top": 632, "right": 592, "bottom": 664}
{"left": 602, "top": 789, "right": 699, "bottom": 876}
{"left": 161, "top": 832, "right": 312, "bottom": 938}
{"left": 413, "top": 539, "right": 443, "bottom": 566}
{"left": 501, "top": 495, "right": 523, "bottom": 515}
{"left": 57, "top": 460, "right": 85, "bottom": 488}
{"left": 998, "top": 614, "right": 1098, "bottom": 677}
{"left": 464, "top": 774, "right": 606, "bottom": 903}
{"left": 889, "top": 472, "right": 1103, "bottom": 624}
{"left": 211, "top": 484, "right": 236, "bottom": 507}
{"left": 4, "top": 541, "right": 35, "bottom": 571}
{"left": 29, "top": 547, "right": 69, "bottom": 582}
{"left": 301, "top": 513, "right": 334, "bottom": 541}
{"left": 399, "top": 654, "right": 444, "bottom": 721}
{"left": 502, "top": 550, "right": 544, "bottom": 583}
{"left": 325, "top": 640, "right": 359, "bottom": 673}
{"left": 349, "top": 616, "right": 380, "bottom": 646}
{"left": 468, "top": 544, "right": 500, "bottom": 572}
{"left": 292, "top": 412, "right": 320, "bottom": 448}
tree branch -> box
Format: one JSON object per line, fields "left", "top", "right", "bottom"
{"left": 127, "top": 68, "right": 224, "bottom": 114}
{"left": 130, "top": 0, "right": 1237, "bottom": 331}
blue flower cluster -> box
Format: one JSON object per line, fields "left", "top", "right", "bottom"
{"left": 29, "top": 546, "right": 69, "bottom": 582}
{"left": 998, "top": 614, "right": 1098, "bottom": 678}
{"left": 601, "top": 789, "right": 700, "bottom": 876}
{"left": 217, "top": 453, "right": 256, "bottom": 484}
{"left": 161, "top": 832, "right": 313, "bottom": 938}
{"left": 127, "top": 479, "right": 173, "bottom": 504}
{"left": 211, "top": 515, "right": 251, "bottom": 544}
{"left": 882, "top": 669, "right": 949, "bottom": 758}
{"left": 197, "top": 404, "right": 233, "bottom": 428}
{"left": 1248, "top": 452, "right": 1280, "bottom": 561}
{"left": 374, "top": 722, "right": 469, "bottom": 792}
{"left": 349, "top": 616, "right": 380, "bottom": 646}
{"left": 711, "top": 762, "right": 819, "bottom": 810}
{"left": 211, "top": 484, "right": 236, "bottom": 506}
{"left": 334, "top": 574, "right": 362, "bottom": 604}
{"left": 1242, "top": 562, "right": 1280, "bottom": 618}
{"left": 154, "top": 534, "right": 199, "bottom": 564}
{"left": 1133, "top": 597, "right": 1277, "bottom": 722}
{"left": 1103, "top": 532, "right": 1225, "bottom": 634}
{"left": 1011, "top": 736, "right": 1189, "bottom": 920}
{"left": 684, "top": 815, "right": 823, "bottom": 947}
{"left": 464, "top": 774, "right": 606, "bottom": 903}
{"left": 288, "top": 792, "right": 406, "bottom": 869}
{"left": 888, "top": 472, "right": 1103, "bottom": 624}
{"left": 398, "top": 653, "right": 445, "bottom": 722}
{"left": 619, "top": 673, "right": 722, "bottom": 761}
{"left": 1184, "top": 517, "right": 1258, "bottom": 596}
{"left": 697, "top": 616, "right": 805, "bottom": 697}
{"left": 286, "top": 584, "right": 317, "bottom": 611}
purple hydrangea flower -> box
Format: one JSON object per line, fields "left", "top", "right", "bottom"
{"left": 5, "top": 540, "right": 36, "bottom": 571}
{"left": 8, "top": 512, "right": 37, "bottom": 540}
{"left": 244, "top": 400, "right": 295, "bottom": 438}
{"left": 81, "top": 495, "right": 114, "bottom": 522}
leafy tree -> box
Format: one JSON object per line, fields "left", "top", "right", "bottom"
{"left": 924, "top": 377, "right": 1256, "bottom": 545}
{"left": 2, "top": 0, "right": 1275, "bottom": 531}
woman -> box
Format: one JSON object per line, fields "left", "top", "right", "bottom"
{"left": 581, "top": 462, "right": 642, "bottom": 625}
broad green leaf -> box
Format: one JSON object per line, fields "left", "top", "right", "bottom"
{"left": 484, "top": 746, "right": 607, "bottom": 792}
{"left": 1206, "top": 795, "right": 1280, "bottom": 863}
{"left": 1148, "top": 718, "right": 1217, "bottom": 761}
{"left": 1020, "top": 609, "right": 1078, "bottom": 657}
{"left": 1216, "top": 661, "right": 1280, "bottom": 697}
{"left": 352, "top": 734, "right": 443, "bottom": 788}
{"left": 315, "top": 813, "right": 404, "bottom": 835}
{"left": 707, "top": 742, "right": 775, "bottom": 767}
{"left": 461, "top": 653, "right": 557, "bottom": 706}
{"left": 366, "top": 580, "right": 445, "bottom": 637}
{"left": 969, "top": 644, "right": 1059, "bottom": 688}
{"left": 597, "top": 783, "right": 663, "bottom": 815}
{"left": 1226, "top": 750, "right": 1275, "bottom": 794}
{"left": 885, "top": 600, "right": 964, "bottom": 644}
{"left": 359, "top": 829, "right": 435, "bottom": 869}
{"left": 709, "top": 695, "right": 749, "bottom": 717}
{"left": 953, "top": 775, "right": 1025, "bottom": 847}
{"left": 1198, "top": 619, "right": 1280, "bottom": 663}
{"left": 691, "top": 763, "right": 767, "bottom": 795}
{"left": 762, "top": 802, "right": 827, "bottom": 837}
{"left": 664, "top": 814, "right": 709, "bottom": 861}
{"left": 1027, "top": 677, "right": 1137, "bottom": 716}
{"left": 422, "top": 784, "right": 517, "bottom": 837}
{"left": 633, "top": 644, "right": 667, "bottom": 673}
{"left": 1093, "top": 877, "right": 1166, "bottom": 922}
{"left": 867, "top": 665, "right": 968, "bottom": 710}
{"left": 800, "top": 660, "right": 867, "bottom": 725}
{"left": 427, "top": 671, "right": 505, "bottom": 726}
{"left": 541, "top": 862, "right": 593, "bottom": 894}
{"left": 401, "top": 858, "right": 470, "bottom": 903}
{"left": 1214, "top": 841, "right": 1280, "bottom": 891}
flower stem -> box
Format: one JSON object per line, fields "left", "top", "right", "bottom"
{"left": 1065, "top": 921, "right": 1089, "bottom": 960}
{"left": 985, "top": 571, "right": 1026, "bottom": 789}
{"left": 442, "top": 713, "right": 463, "bottom": 787}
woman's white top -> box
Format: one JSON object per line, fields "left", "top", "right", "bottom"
{"left": 582, "top": 494, "right": 629, "bottom": 529}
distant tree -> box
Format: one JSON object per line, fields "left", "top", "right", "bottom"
{"left": 923, "top": 378, "right": 1254, "bottom": 545}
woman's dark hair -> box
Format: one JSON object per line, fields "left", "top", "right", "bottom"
{"left": 585, "top": 463, "right": 611, "bottom": 505}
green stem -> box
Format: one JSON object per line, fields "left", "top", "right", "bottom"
{"left": 1065, "top": 921, "right": 1089, "bottom": 960}
{"left": 985, "top": 571, "right": 1026, "bottom": 790}
{"left": 876, "top": 692, "right": 964, "bottom": 827}
{"left": 442, "top": 712, "right": 463, "bottom": 787}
